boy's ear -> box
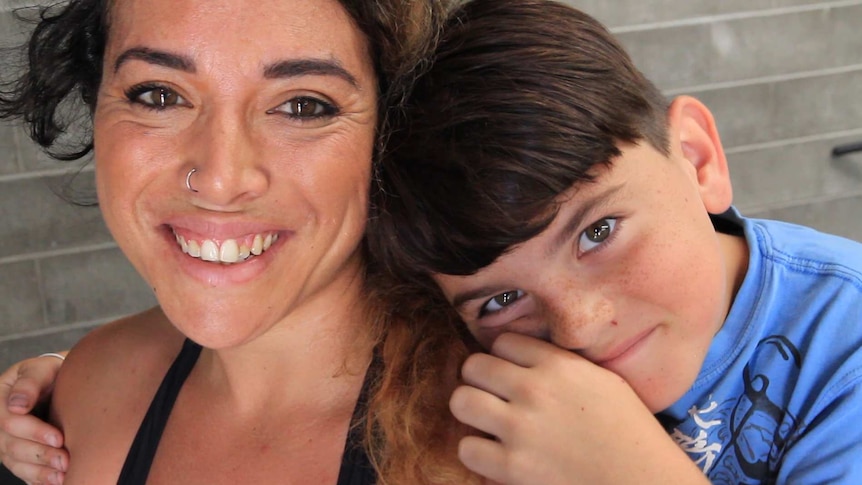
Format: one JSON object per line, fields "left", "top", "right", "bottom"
{"left": 667, "top": 95, "right": 733, "bottom": 214}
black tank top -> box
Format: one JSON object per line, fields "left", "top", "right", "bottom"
{"left": 118, "top": 339, "right": 377, "bottom": 484}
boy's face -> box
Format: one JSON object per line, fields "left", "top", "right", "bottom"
{"left": 433, "top": 132, "right": 746, "bottom": 412}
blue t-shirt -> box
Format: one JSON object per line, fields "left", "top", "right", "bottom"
{"left": 660, "top": 209, "right": 862, "bottom": 484}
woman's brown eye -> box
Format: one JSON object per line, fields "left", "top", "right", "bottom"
{"left": 151, "top": 88, "right": 178, "bottom": 107}
{"left": 291, "top": 98, "right": 321, "bottom": 117}
{"left": 127, "top": 85, "right": 187, "bottom": 109}
{"left": 272, "top": 96, "right": 338, "bottom": 120}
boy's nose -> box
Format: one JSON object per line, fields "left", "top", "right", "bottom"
{"left": 545, "top": 285, "right": 615, "bottom": 350}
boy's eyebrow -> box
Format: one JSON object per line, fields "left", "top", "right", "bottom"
{"left": 449, "top": 184, "right": 626, "bottom": 312}
{"left": 113, "top": 48, "right": 359, "bottom": 88}
{"left": 451, "top": 284, "right": 507, "bottom": 312}
{"left": 548, "top": 183, "right": 625, "bottom": 256}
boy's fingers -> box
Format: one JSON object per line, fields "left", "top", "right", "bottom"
{"left": 449, "top": 385, "right": 510, "bottom": 437}
{"left": 2, "top": 357, "right": 63, "bottom": 414}
{"left": 4, "top": 461, "right": 65, "bottom": 485}
{"left": 458, "top": 435, "right": 509, "bottom": 484}
{"left": 5, "top": 379, "right": 40, "bottom": 414}
{"left": 2, "top": 431, "right": 67, "bottom": 469}
{"left": 490, "top": 332, "right": 581, "bottom": 367}
{"left": 460, "top": 352, "right": 528, "bottom": 399}
{"left": 1, "top": 414, "right": 64, "bottom": 449}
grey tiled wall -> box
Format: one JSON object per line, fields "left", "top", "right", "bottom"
{"left": 2, "top": 1, "right": 862, "bottom": 368}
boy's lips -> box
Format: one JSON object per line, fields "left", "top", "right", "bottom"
{"left": 593, "top": 327, "right": 657, "bottom": 366}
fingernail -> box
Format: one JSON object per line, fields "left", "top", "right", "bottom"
{"left": 47, "top": 433, "right": 61, "bottom": 448}
{"left": 49, "top": 471, "right": 63, "bottom": 485}
{"left": 7, "top": 393, "right": 29, "bottom": 409}
{"left": 51, "top": 454, "right": 64, "bottom": 470}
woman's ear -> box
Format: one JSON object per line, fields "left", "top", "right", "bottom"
{"left": 667, "top": 95, "right": 733, "bottom": 214}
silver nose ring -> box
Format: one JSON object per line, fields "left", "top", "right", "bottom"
{"left": 186, "top": 168, "right": 198, "bottom": 193}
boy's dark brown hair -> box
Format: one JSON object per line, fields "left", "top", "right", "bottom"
{"left": 369, "top": 0, "right": 671, "bottom": 289}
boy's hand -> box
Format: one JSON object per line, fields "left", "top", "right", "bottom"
{"left": 0, "top": 355, "right": 68, "bottom": 485}
{"left": 450, "top": 333, "right": 708, "bottom": 485}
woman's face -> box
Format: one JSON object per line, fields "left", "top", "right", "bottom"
{"left": 93, "top": 0, "right": 378, "bottom": 348}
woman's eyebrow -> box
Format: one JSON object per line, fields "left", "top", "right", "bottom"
{"left": 263, "top": 59, "right": 359, "bottom": 87}
{"left": 114, "top": 47, "right": 195, "bottom": 74}
{"left": 112, "top": 48, "right": 359, "bottom": 88}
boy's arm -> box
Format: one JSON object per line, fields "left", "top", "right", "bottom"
{"left": 449, "top": 333, "right": 709, "bottom": 485}
{"left": 0, "top": 353, "right": 69, "bottom": 485}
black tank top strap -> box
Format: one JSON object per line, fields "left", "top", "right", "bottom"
{"left": 117, "top": 339, "right": 379, "bottom": 484}
{"left": 118, "top": 338, "right": 202, "bottom": 485}
{"left": 337, "top": 348, "right": 381, "bottom": 485}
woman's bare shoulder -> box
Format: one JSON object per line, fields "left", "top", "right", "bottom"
{"left": 57, "top": 305, "right": 184, "bottom": 381}
{"left": 50, "top": 306, "right": 185, "bottom": 458}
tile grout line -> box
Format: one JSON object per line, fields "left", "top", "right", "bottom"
{"left": 610, "top": 0, "right": 862, "bottom": 33}
{"left": 663, "top": 63, "right": 862, "bottom": 96}
{"left": 725, "top": 127, "right": 862, "bottom": 154}
{"left": 0, "top": 165, "right": 95, "bottom": 184}
{"left": 740, "top": 187, "right": 862, "bottom": 215}
{"left": 0, "top": 318, "right": 113, "bottom": 344}
{"left": 0, "top": 241, "right": 119, "bottom": 266}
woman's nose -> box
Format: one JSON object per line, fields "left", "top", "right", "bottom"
{"left": 184, "top": 109, "right": 269, "bottom": 207}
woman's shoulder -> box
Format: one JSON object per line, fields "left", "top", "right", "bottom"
{"left": 57, "top": 306, "right": 184, "bottom": 382}
{"left": 50, "top": 306, "right": 186, "bottom": 480}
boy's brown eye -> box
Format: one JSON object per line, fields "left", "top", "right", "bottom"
{"left": 481, "top": 289, "right": 525, "bottom": 316}
{"left": 586, "top": 220, "right": 613, "bottom": 242}
{"left": 578, "top": 217, "right": 617, "bottom": 253}
{"left": 493, "top": 291, "right": 519, "bottom": 306}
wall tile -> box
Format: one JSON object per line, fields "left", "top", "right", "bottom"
{"left": 748, "top": 195, "right": 862, "bottom": 242}
{"left": 15, "top": 128, "right": 89, "bottom": 173}
{"left": 619, "top": 5, "right": 862, "bottom": 91}
{"left": 0, "top": 123, "right": 21, "bottom": 175}
{"left": 0, "top": 261, "right": 44, "bottom": 333}
{"left": 565, "top": 0, "right": 829, "bottom": 28}
{"left": 0, "top": 9, "right": 31, "bottom": 44}
{"left": 729, "top": 134, "right": 862, "bottom": 211}
{"left": 698, "top": 69, "right": 862, "bottom": 149}
{"left": 0, "top": 173, "right": 108, "bottom": 259}
{"left": 41, "top": 248, "right": 156, "bottom": 326}
{"left": 0, "top": 325, "right": 96, "bottom": 370}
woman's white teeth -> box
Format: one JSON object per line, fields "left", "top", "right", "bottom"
{"left": 188, "top": 240, "right": 201, "bottom": 258}
{"left": 201, "top": 240, "right": 219, "bottom": 262}
{"left": 252, "top": 234, "right": 264, "bottom": 256}
{"left": 174, "top": 232, "right": 277, "bottom": 264}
